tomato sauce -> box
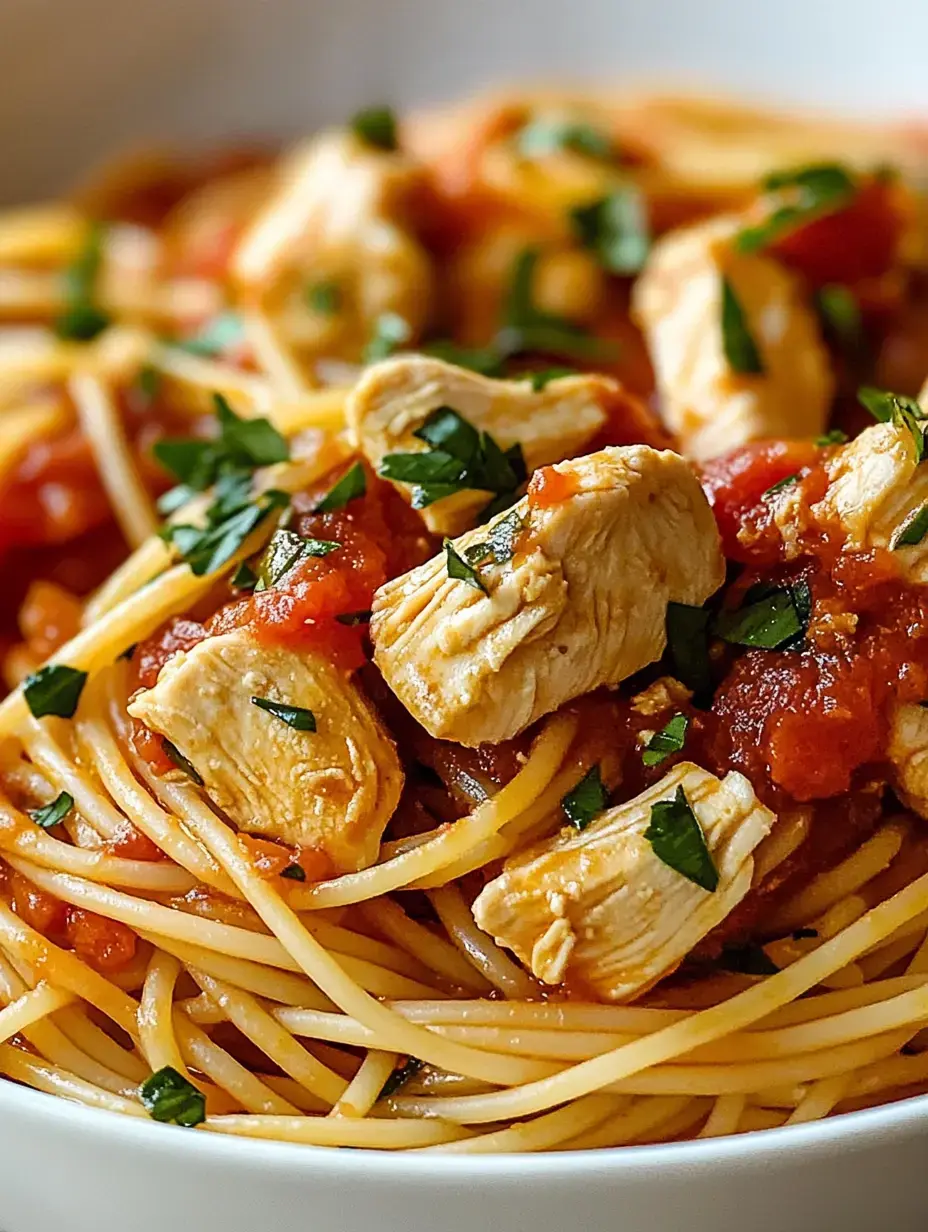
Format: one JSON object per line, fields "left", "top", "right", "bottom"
{"left": 527, "top": 464, "right": 581, "bottom": 508}
{"left": 238, "top": 834, "right": 334, "bottom": 884}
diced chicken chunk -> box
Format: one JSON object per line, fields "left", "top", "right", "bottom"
{"left": 472, "top": 762, "right": 775, "bottom": 1001}
{"left": 371, "top": 446, "right": 725, "bottom": 746}
{"left": 128, "top": 629, "right": 402, "bottom": 872}
{"left": 888, "top": 703, "right": 928, "bottom": 819}
{"left": 810, "top": 421, "right": 928, "bottom": 582}
{"left": 346, "top": 355, "right": 614, "bottom": 534}
{"left": 632, "top": 215, "right": 834, "bottom": 460}
{"left": 231, "top": 131, "right": 433, "bottom": 362}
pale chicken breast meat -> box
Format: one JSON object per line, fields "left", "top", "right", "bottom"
{"left": 888, "top": 703, "right": 928, "bottom": 820}
{"left": 633, "top": 215, "right": 834, "bottom": 460}
{"left": 346, "top": 355, "right": 615, "bottom": 536}
{"left": 370, "top": 445, "right": 725, "bottom": 746}
{"left": 472, "top": 762, "right": 775, "bottom": 1001}
{"left": 128, "top": 629, "right": 403, "bottom": 872}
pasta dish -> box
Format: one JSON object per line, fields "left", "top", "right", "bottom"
{"left": 2, "top": 89, "right": 928, "bottom": 1153}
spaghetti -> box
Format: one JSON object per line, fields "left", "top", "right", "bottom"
{"left": 0, "top": 87, "right": 928, "bottom": 1155}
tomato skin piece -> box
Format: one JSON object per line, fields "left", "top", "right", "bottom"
{"left": 701, "top": 439, "right": 822, "bottom": 562}
{"left": 770, "top": 180, "right": 908, "bottom": 287}
{"left": 527, "top": 465, "right": 581, "bottom": 509}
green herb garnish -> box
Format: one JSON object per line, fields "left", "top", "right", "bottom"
{"left": 231, "top": 561, "right": 259, "bottom": 591}
{"left": 379, "top": 1056, "right": 424, "bottom": 1100}
{"left": 570, "top": 187, "right": 650, "bottom": 275}
{"left": 280, "top": 863, "right": 307, "bottom": 881}
{"left": 721, "top": 277, "right": 764, "bottom": 374}
{"left": 176, "top": 311, "right": 244, "bottom": 358}
{"left": 517, "top": 118, "right": 614, "bottom": 161}
{"left": 735, "top": 163, "right": 857, "bottom": 253}
{"left": 713, "top": 581, "right": 810, "bottom": 650}
{"left": 720, "top": 944, "right": 779, "bottom": 975}
{"left": 256, "top": 527, "right": 341, "bottom": 590}
{"left": 305, "top": 279, "right": 342, "bottom": 315}
{"left": 561, "top": 764, "right": 608, "bottom": 831}
{"left": 23, "top": 665, "right": 88, "bottom": 720}
{"left": 162, "top": 740, "right": 204, "bottom": 786}
{"left": 422, "top": 340, "right": 506, "bottom": 377}
{"left": 135, "top": 364, "right": 162, "bottom": 404}
{"left": 335, "top": 609, "right": 373, "bottom": 626}
{"left": 641, "top": 714, "right": 689, "bottom": 768}
{"left": 313, "top": 461, "right": 367, "bottom": 512}
{"left": 351, "top": 106, "right": 398, "bottom": 151}
{"left": 644, "top": 785, "right": 718, "bottom": 892}
{"left": 762, "top": 473, "right": 799, "bottom": 499}
{"left": 665, "top": 603, "right": 712, "bottom": 697}
{"left": 28, "top": 791, "right": 75, "bottom": 830}
{"left": 528, "top": 367, "right": 577, "bottom": 390}
{"left": 54, "top": 222, "right": 110, "bottom": 341}
{"left": 363, "top": 312, "right": 410, "bottom": 362}
{"left": 444, "top": 538, "right": 488, "bottom": 593}
{"left": 251, "top": 697, "right": 317, "bottom": 732}
{"left": 890, "top": 504, "right": 928, "bottom": 550}
{"left": 858, "top": 386, "right": 927, "bottom": 462}
{"left": 139, "top": 1066, "right": 206, "bottom": 1127}
{"left": 815, "top": 429, "right": 849, "bottom": 447}
{"left": 815, "top": 284, "right": 863, "bottom": 354}
{"left": 161, "top": 489, "right": 289, "bottom": 577}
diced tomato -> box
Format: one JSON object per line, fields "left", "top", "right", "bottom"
{"left": 65, "top": 908, "right": 137, "bottom": 973}
{"left": 17, "top": 581, "right": 83, "bottom": 661}
{"left": 134, "top": 618, "right": 208, "bottom": 690}
{"left": 701, "top": 439, "right": 824, "bottom": 562}
{"left": 129, "top": 721, "right": 175, "bottom": 776}
{"left": 527, "top": 464, "right": 581, "bottom": 509}
{"left": 106, "top": 823, "right": 165, "bottom": 863}
{"left": 239, "top": 834, "right": 334, "bottom": 883}
{"left": 8, "top": 870, "right": 68, "bottom": 937}
{"left": 770, "top": 179, "right": 909, "bottom": 287}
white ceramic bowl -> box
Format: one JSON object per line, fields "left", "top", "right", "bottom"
{"left": 1, "top": 1, "right": 928, "bottom": 1228}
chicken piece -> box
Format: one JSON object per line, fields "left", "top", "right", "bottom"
{"left": 888, "top": 704, "right": 928, "bottom": 819}
{"left": 632, "top": 215, "right": 834, "bottom": 461}
{"left": 810, "top": 420, "right": 928, "bottom": 582}
{"left": 472, "top": 762, "right": 774, "bottom": 1001}
{"left": 370, "top": 445, "right": 725, "bottom": 746}
{"left": 231, "top": 131, "right": 433, "bottom": 363}
{"left": 346, "top": 355, "right": 615, "bottom": 534}
{"left": 128, "top": 629, "right": 402, "bottom": 872}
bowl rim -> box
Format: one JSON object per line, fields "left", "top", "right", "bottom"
{"left": 2, "top": 1075, "right": 926, "bottom": 1177}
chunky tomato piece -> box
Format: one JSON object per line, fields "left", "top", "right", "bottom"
{"left": 770, "top": 179, "right": 908, "bottom": 287}
{"left": 239, "top": 834, "right": 334, "bottom": 884}
{"left": 106, "top": 823, "right": 165, "bottom": 862}
{"left": 17, "top": 581, "right": 83, "bottom": 661}
{"left": 528, "top": 464, "right": 581, "bottom": 509}
{"left": 8, "top": 870, "right": 68, "bottom": 937}
{"left": 701, "top": 439, "right": 823, "bottom": 563}
{"left": 65, "top": 908, "right": 137, "bottom": 973}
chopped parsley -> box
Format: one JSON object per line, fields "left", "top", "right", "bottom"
{"left": 644, "top": 785, "right": 718, "bottom": 892}
{"left": 231, "top": 561, "right": 259, "bottom": 591}
{"left": 890, "top": 503, "right": 928, "bottom": 550}
{"left": 280, "top": 863, "right": 307, "bottom": 881}
{"left": 561, "top": 764, "right": 608, "bottom": 831}
{"left": 641, "top": 714, "right": 689, "bottom": 768}
{"left": 54, "top": 222, "right": 110, "bottom": 341}
{"left": 162, "top": 740, "right": 204, "bottom": 786}
{"left": 516, "top": 117, "right": 614, "bottom": 161}
{"left": 28, "top": 791, "right": 74, "bottom": 830}
{"left": 721, "top": 277, "right": 764, "bottom": 375}
{"left": 735, "top": 163, "right": 857, "bottom": 254}
{"left": 161, "top": 489, "right": 289, "bottom": 577}
{"left": 762, "top": 473, "right": 799, "bottom": 499}
{"left": 135, "top": 364, "right": 162, "bottom": 405}
{"left": 859, "top": 386, "right": 927, "bottom": 462}
{"left": 379, "top": 406, "right": 526, "bottom": 513}
{"left": 529, "top": 367, "right": 577, "bottom": 390}
{"left": 176, "top": 310, "right": 244, "bottom": 358}
{"left": 363, "top": 312, "right": 410, "bottom": 362}
{"left": 815, "top": 429, "right": 849, "bottom": 447}
{"left": 713, "top": 580, "right": 811, "bottom": 650}
{"left": 497, "top": 248, "right": 619, "bottom": 364}
{"left": 665, "top": 602, "right": 712, "bottom": 698}
{"left": 444, "top": 538, "right": 488, "bottom": 593}
{"left": 251, "top": 697, "right": 317, "bottom": 732}
{"left": 351, "top": 105, "right": 399, "bottom": 151}
{"left": 379, "top": 1056, "right": 424, "bottom": 1100}
{"left": 305, "top": 279, "right": 342, "bottom": 315}
{"left": 422, "top": 340, "right": 506, "bottom": 377}
{"left": 139, "top": 1066, "right": 206, "bottom": 1127}
{"left": 256, "top": 527, "right": 341, "bottom": 590}
{"left": 569, "top": 187, "right": 650, "bottom": 275}
{"left": 23, "top": 665, "right": 88, "bottom": 720}
{"left": 466, "top": 508, "right": 526, "bottom": 567}
{"left": 335, "top": 609, "right": 372, "bottom": 626}
{"left": 815, "top": 284, "right": 863, "bottom": 355}
{"left": 313, "top": 461, "right": 367, "bottom": 512}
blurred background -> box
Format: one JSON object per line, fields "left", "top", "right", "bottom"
{"left": 2, "top": 0, "right": 927, "bottom": 202}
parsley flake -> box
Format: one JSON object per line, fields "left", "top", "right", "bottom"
{"left": 140, "top": 1066, "right": 206, "bottom": 1127}
{"left": 351, "top": 106, "right": 399, "bottom": 151}
{"left": 280, "top": 863, "right": 307, "bottom": 881}
{"left": 379, "top": 1056, "right": 424, "bottom": 1100}
{"left": 720, "top": 944, "right": 779, "bottom": 975}
{"left": 713, "top": 581, "right": 810, "bottom": 650}
{"left": 444, "top": 539, "right": 488, "bottom": 593}
{"left": 422, "top": 340, "right": 505, "bottom": 377}
{"left": 529, "top": 367, "right": 577, "bottom": 390}
{"left": 641, "top": 714, "right": 689, "bottom": 768}
{"left": 561, "top": 764, "right": 608, "bottom": 830}
{"left": 364, "top": 312, "right": 410, "bottom": 362}
{"left": 815, "top": 284, "right": 863, "bottom": 355}
{"left": 570, "top": 187, "right": 650, "bottom": 275}
{"left": 644, "top": 785, "right": 718, "bottom": 892}
{"left": 23, "top": 665, "right": 88, "bottom": 720}
{"left": 314, "top": 461, "right": 367, "bottom": 512}
{"left": 665, "top": 603, "right": 712, "bottom": 698}
{"left": 256, "top": 528, "right": 341, "bottom": 590}
{"left": 28, "top": 791, "right": 74, "bottom": 830}
{"left": 721, "top": 277, "right": 764, "bottom": 374}
{"left": 858, "top": 386, "right": 927, "bottom": 462}
{"left": 251, "top": 697, "right": 317, "bottom": 732}
{"left": 162, "top": 740, "right": 204, "bottom": 785}
{"left": 735, "top": 163, "right": 857, "bottom": 254}
{"left": 762, "top": 473, "right": 799, "bottom": 499}
{"left": 517, "top": 118, "right": 614, "bottom": 162}
{"left": 815, "top": 429, "right": 849, "bottom": 447}
{"left": 54, "top": 222, "right": 111, "bottom": 341}
{"left": 890, "top": 503, "right": 928, "bottom": 550}
{"left": 305, "top": 279, "right": 342, "bottom": 315}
